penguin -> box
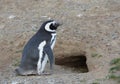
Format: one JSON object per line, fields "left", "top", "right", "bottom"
{"left": 15, "top": 20, "right": 61, "bottom": 75}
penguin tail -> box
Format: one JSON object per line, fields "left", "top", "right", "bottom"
{"left": 15, "top": 68, "right": 25, "bottom": 76}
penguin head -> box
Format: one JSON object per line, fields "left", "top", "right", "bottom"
{"left": 43, "top": 20, "right": 61, "bottom": 33}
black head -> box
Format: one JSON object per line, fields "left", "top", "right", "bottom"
{"left": 41, "top": 20, "right": 61, "bottom": 33}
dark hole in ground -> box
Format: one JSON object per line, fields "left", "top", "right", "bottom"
{"left": 55, "top": 55, "right": 89, "bottom": 73}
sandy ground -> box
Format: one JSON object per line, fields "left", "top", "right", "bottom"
{"left": 0, "top": 0, "right": 120, "bottom": 84}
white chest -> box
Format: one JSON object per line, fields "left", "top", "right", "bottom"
{"left": 51, "top": 33, "right": 57, "bottom": 49}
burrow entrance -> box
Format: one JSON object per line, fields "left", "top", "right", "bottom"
{"left": 55, "top": 55, "right": 89, "bottom": 73}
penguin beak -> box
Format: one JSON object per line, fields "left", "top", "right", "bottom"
{"left": 58, "top": 23, "right": 63, "bottom": 26}
{"left": 54, "top": 21, "right": 62, "bottom": 27}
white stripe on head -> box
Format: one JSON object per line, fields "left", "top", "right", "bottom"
{"left": 45, "top": 21, "right": 56, "bottom": 32}
{"left": 37, "top": 41, "right": 46, "bottom": 74}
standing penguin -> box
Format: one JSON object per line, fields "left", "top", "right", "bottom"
{"left": 15, "top": 20, "right": 61, "bottom": 75}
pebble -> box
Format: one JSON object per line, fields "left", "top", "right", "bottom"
{"left": 77, "top": 14, "right": 83, "bottom": 18}
{"left": 8, "top": 15, "right": 16, "bottom": 19}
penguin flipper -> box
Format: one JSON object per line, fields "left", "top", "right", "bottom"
{"left": 44, "top": 44, "right": 54, "bottom": 70}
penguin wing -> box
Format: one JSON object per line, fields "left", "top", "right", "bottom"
{"left": 44, "top": 43, "right": 54, "bottom": 69}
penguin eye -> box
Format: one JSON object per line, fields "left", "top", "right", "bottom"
{"left": 50, "top": 23, "right": 57, "bottom": 30}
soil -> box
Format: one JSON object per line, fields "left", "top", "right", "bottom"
{"left": 0, "top": 0, "right": 120, "bottom": 84}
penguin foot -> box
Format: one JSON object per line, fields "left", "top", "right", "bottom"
{"left": 37, "top": 71, "right": 53, "bottom": 76}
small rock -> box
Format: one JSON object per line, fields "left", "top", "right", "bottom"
{"left": 112, "top": 33, "right": 119, "bottom": 40}
{"left": 8, "top": 15, "right": 16, "bottom": 19}
{"left": 48, "top": 17, "right": 51, "bottom": 20}
{"left": 77, "top": 14, "right": 83, "bottom": 18}
{"left": 11, "top": 81, "right": 18, "bottom": 84}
